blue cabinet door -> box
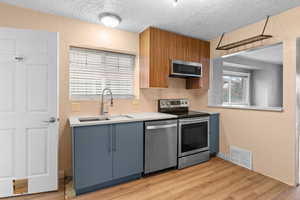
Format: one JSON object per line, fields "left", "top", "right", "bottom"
{"left": 113, "top": 122, "right": 143, "bottom": 179}
{"left": 210, "top": 113, "right": 220, "bottom": 156}
{"left": 73, "top": 125, "right": 113, "bottom": 190}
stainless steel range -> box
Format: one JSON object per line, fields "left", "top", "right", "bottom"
{"left": 158, "top": 99, "right": 210, "bottom": 169}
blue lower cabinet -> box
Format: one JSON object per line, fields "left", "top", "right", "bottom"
{"left": 73, "top": 125, "right": 113, "bottom": 192}
{"left": 113, "top": 123, "right": 143, "bottom": 179}
{"left": 72, "top": 122, "right": 143, "bottom": 195}
{"left": 209, "top": 113, "right": 220, "bottom": 156}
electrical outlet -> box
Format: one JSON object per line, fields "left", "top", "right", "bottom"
{"left": 71, "top": 103, "right": 81, "bottom": 112}
{"left": 132, "top": 99, "right": 139, "bottom": 105}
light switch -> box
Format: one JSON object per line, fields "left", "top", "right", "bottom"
{"left": 71, "top": 103, "right": 81, "bottom": 112}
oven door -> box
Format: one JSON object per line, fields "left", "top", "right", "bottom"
{"left": 178, "top": 117, "right": 209, "bottom": 157}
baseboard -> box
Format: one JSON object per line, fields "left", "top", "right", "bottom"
{"left": 75, "top": 173, "right": 142, "bottom": 195}
{"left": 217, "top": 152, "right": 230, "bottom": 161}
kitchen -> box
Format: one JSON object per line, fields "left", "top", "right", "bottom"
{"left": 68, "top": 26, "right": 219, "bottom": 195}
{"left": 0, "top": 0, "right": 300, "bottom": 200}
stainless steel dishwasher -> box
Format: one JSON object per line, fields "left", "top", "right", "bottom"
{"left": 144, "top": 119, "right": 178, "bottom": 174}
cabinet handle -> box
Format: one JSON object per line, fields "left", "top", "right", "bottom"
{"left": 112, "top": 127, "right": 117, "bottom": 152}
{"left": 108, "top": 131, "right": 112, "bottom": 153}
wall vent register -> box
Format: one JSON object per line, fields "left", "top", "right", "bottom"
{"left": 230, "top": 146, "right": 252, "bottom": 170}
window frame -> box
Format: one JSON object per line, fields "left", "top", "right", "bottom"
{"left": 69, "top": 47, "right": 136, "bottom": 101}
{"left": 222, "top": 70, "right": 250, "bottom": 106}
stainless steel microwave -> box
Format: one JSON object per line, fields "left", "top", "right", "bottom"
{"left": 170, "top": 60, "right": 202, "bottom": 78}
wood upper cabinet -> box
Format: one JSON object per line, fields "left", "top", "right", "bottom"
{"left": 139, "top": 27, "right": 210, "bottom": 89}
{"left": 140, "top": 27, "right": 174, "bottom": 88}
{"left": 186, "top": 41, "right": 210, "bottom": 89}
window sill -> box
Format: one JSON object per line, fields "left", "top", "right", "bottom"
{"left": 208, "top": 104, "right": 283, "bottom": 112}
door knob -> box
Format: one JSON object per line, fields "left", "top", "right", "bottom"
{"left": 14, "top": 57, "right": 24, "bottom": 62}
{"left": 43, "top": 117, "right": 58, "bottom": 123}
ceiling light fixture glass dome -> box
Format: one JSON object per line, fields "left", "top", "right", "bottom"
{"left": 173, "top": 0, "right": 179, "bottom": 7}
{"left": 99, "top": 12, "right": 122, "bottom": 28}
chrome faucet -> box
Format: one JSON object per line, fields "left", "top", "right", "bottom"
{"left": 100, "top": 88, "right": 114, "bottom": 116}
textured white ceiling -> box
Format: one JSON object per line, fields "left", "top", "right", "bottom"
{"left": 1, "top": 0, "right": 300, "bottom": 40}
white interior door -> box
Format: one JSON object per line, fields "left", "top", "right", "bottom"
{"left": 0, "top": 28, "right": 59, "bottom": 198}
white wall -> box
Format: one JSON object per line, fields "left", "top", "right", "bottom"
{"left": 251, "top": 65, "right": 283, "bottom": 107}
{"left": 208, "top": 58, "right": 223, "bottom": 105}
{"left": 296, "top": 38, "right": 300, "bottom": 184}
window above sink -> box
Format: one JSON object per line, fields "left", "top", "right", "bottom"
{"left": 69, "top": 47, "right": 136, "bottom": 100}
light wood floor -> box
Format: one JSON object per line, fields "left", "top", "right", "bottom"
{"left": 3, "top": 158, "right": 300, "bottom": 200}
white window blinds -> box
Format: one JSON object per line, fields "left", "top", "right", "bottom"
{"left": 69, "top": 47, "right": 135, "bottom": 99}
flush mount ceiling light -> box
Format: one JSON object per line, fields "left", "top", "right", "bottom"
{"left": 98, "top": 12, "right": 122, "bottom": 28}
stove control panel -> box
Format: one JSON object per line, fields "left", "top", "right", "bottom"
{"left": 158, "top": 99, "right": 189, "bottom": 112}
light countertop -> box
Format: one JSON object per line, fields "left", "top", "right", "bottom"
{"left": 69, "top": 112, "right": 177, "bottom": 127}
{"left": 194, "top": 110, "right": 220, "bottom": 115}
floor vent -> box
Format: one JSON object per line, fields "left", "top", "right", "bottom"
{"left": 230, "top": 146, "right": 252, "bottom": 170}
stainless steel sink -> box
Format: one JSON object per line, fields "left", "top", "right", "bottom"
{"left": 109, "top": 114, "right": 134, "bottom": 119}
{"left": 78, "top": 117, "right": 109, "bottom": 122}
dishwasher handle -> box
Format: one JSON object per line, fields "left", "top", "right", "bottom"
{"left": 146, "top": 123, "right": 177, "bottom": 130}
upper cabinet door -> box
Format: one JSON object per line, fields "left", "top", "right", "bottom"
{"left": 113, "top": 123, "right": 143, "bottom": 179}
{"left": 190, "top": 38, "right": 201, "bottom": 62}
{"left": 140, "top": 27, "right": 174, "bottom": 88}
{"left": 174, "top": 36, "right": 198, "bottom": 62}
{"left": 149, "top": 28, "right": 174, "bottom": 88}
{"left": 73, "top": 125, "right": 113, "bottom": 190}
{"left": 186, "top": 41, "right": 210, "bottom": 89}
